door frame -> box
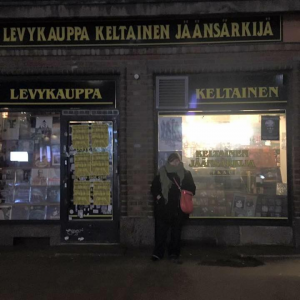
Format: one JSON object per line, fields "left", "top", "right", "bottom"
{"left": 60, "top": 112, "right": 120, "bottom": 243}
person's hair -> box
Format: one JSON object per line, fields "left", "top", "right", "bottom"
{"left": 167, "top": 152, "right": 181, "bottom": 163}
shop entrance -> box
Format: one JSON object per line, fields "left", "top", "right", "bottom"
{"left": 60, "top": 113, "right": 119, "bottom": 243}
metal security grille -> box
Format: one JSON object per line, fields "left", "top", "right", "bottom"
{"left": 62, "top": 110, "right": 119, "bottom": 116}
{"left": 156, "top": 76, "right": 188, "bottom": 108}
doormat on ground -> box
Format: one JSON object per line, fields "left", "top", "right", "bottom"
{"left": 198, "top": 256, "right": 264, "bottom": 268}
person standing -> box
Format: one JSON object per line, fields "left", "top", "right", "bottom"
{"left": 151, "top": 152, "right": 196, "bottom": 262}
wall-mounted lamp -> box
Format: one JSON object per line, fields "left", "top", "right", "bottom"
{"left": 134, "top": 74, "right": 140, "bottom": 80}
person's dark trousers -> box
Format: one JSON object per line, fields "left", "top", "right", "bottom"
{"left": 153, "top": 215, "right": 184, "bottom": 259}
{"left": 153, "top": 217, "right": 169, "bottom": 259}
{"left": 168, "top": 215, "right": 183, "bottom": 258}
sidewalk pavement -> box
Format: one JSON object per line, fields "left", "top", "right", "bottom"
{"left": 1, "top": 242, "right": 300, "bottom": 261}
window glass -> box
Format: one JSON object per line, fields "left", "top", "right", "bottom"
{"left": 0, "top": 112, "right": 60, "bottom": 220}
{"left": 158, "top": 113, "right": 287, "bottom": 219}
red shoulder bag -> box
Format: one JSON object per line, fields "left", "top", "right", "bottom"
{"left": 173, "top": 178, "right": 194, "bottom": 214}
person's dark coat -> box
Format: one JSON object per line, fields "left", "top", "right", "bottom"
{"left": 151, "top": 169, "right": 196, "bottom": 220}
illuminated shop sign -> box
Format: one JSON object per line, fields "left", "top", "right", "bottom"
{"left": 189, "top": 73, "right": 287, "bottom": 106}
{"left": 0, "top": 15, "right": 281, "bottom": 47}
{"left": 0, "top": 80, "right": 116, "bottom": 106}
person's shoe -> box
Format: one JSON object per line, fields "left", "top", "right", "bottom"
{"left": 151, "top": 254, "right": 161, "bottom": 262}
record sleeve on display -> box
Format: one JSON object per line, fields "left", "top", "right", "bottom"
{"left": 31, "top": 169, "right": 48, "bottom": 186}
{"left": 30, "top": 187, "right": 47, "bottom": 203}
{"left": 261, "top": 116, "right": 280, "bottom": 141}
{"left": 14, "top": 186, "right": 30, "bottom": 203}
{"left": 46, "top": 205, "right": 60, "bottom": 220}
{"left": 35, "top": 116, "right": 52, "bottom": 140}
{"left": 15, "top": 169, "right": 31, "bottom": 185}
{"left": 51, "top": 145, "right": 60, "bottom": 166}
{"left": 29, "top": 205, "right": 46, "bottom": 220}
{"left": 2, "top": 117, "right": 19, "bottom": 140}
{"left": 232, "top": 194, "right": 257, "bottom": 217}
{"left": 48, "top": 169, "right": 60, "bottom": 186}
{"left": 34, "top": 145, "right": 51, "bottom": 168}
{"left": 0, "top": 183, "right": 14, "bottom": 204}
{"left": 47, "top": 186, "right": 60, "bottom": 203}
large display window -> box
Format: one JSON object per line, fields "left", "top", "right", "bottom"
{"left": 0, "top": 112, "right": 60, "bottom": 220}
{"left": 158, "top": 112, "right": 288, "bottom": 219}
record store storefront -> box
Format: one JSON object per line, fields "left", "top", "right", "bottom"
{"left": 0, "top": 12, "right": 298, "bottom": 247}
{"left": 156, "top": 73, "right": 289, "bottom": 221}
{"left": 0, "top": 78, "right": 120, "bottom": 243}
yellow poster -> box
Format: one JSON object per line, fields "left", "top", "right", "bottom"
{"left": 73, "top": 181, "right": 91, "bottom": 205}
{"left": 91, "top": 152, "right": 109, "bottom": 176}
{"left": 72, "top": 125, "right": 89, "bottom": 149}
{"left": 91, "top": 124, "right": 109, "bottom": 148}
{"left": 74, "top": 153, "right": 91, "bottom": 177}
{"left": 93, "top": 181, "right": 111, "bottom": 205}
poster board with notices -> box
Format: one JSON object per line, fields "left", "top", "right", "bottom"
{"left": 68, "top": 121, "right": 114, "bottom": 220}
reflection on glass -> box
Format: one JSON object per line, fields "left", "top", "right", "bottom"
{"left": 158, "top": 113, "right": 287, "bottom": 219}
{"left": 0, "top": 112, "right": 60, "bottom": 221}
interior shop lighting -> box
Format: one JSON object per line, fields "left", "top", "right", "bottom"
{"left": 10, "top": 151, "right": 29, "bottom": 162}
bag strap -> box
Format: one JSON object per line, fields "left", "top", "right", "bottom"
{"left": 173, "top": 178, "right": 181, "bottom": 191}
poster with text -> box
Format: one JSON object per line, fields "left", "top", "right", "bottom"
{"left": 158, "top": 117, "right": 182, "bottom": 151}
{"left": 261, "top": 116, "right": 280, "bottom": 140}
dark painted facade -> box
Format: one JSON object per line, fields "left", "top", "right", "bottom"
{"left": 0, "top": 1, "right": 300, "bottom": 247}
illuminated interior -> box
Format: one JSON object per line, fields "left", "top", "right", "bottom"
{"left": 158, "top": 112, "right": 287, "bottom": 219}
{"left": 0, "top": 112, "right": 60, "bottom": 221}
